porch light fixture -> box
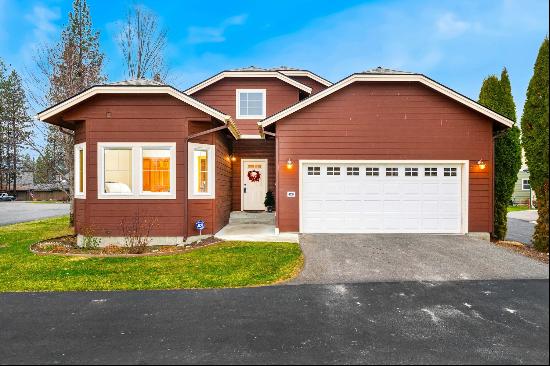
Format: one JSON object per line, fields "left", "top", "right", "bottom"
{"left": 229, "top": 154, "right": 236, "bottom": 162}
{"left": 477, "top": 159, "right": 486, "bottom": 170}
{"left": 286, "top": 158, "right": 294, "bottom": 169}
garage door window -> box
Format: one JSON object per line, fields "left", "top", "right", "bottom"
{"left": 327, "top": 167, "right": 340, "bottom": 175}
{"left": 307, "top": 166, "right": 321, "bottom": 176}
{"left": 425, "top": 168, "right": 438, "bottom": 176}
{"left": 366, "top": 167, "right": 379, "bottom": 176}
{"left": 347, "top": 167, "right": 360, "bottom": 176}
{"left": 405, "top": 167, "right": 419, "bottom": 176}
{"left": 444, "top": 168, "right": 457, "bottom": 177}
{"left": 386, "top": 167, "right": 399, "bottom": 176}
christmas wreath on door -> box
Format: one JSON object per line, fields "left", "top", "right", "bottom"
{"left": 247, "top": 169, "right": 261, "bottom": 182}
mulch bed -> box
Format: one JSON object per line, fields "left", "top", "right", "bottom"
{"left": 493, "top": 240, "right": 549, "bottom": 264}
{"left": 30, "top": 235, "right": 223, "bottom": 257}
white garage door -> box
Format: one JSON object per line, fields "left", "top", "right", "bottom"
{"left": 301, "top": 162, "right": 465, "bottom": 234}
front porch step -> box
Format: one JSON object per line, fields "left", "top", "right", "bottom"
{"left": 229, "top": 211, "right": 275, "bottom": 225}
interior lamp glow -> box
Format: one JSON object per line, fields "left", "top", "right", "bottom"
{"left": 286, "top": 158, "right": 293, "bottom": 169}
{"left": 477, "top": 159, "right": 486, "bottom": 170}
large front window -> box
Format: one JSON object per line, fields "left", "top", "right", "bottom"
{"left": 98, "top": 143, "right": 176, "bottom": 199}
{"left": 188, "top": 142, "right": 215, "bottom": 199}
{"left": 236, "top": 89, "right": 266, "bottom": 119}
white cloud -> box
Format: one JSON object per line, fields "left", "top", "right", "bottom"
{"left": 187, "top": 14, "right": 248, "bottom": 44}
{"left": 435, "top": 12, "right": 471, "bottom": 38}
{"left": 26, "top": 5, "right": 60, "bottom": 38}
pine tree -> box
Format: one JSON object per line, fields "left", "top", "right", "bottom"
{"left": 478, "top": 69, "right": 522, "bottom": 240}
{"left": 521, "top": 37, "right": 549, "bottom": 252}
{"left": 0, "top": 70, "right": 31, "bottom": 195}
{"left": 40, "top": 0, "right": 105, "bottom": 224}
{"left": 0, "top": 58, "right": 7, "bottom": 191}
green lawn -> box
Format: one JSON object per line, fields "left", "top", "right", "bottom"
{"left": 0, "top": 216, "right": 303, "bottom": 292}
{"left": 508, "top": 205, "right": 531, "bottom": 212}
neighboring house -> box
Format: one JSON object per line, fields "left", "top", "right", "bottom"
{"left": 511, "top": 167, "right": 533, "bottom": 207}
{"left": 14, "top": 171, "right": 70, "bottom": 201}
{"left": 1, "top": 170, "right": 69, "bottom": 201}
{"left": 38, "top": 66, "right": 514, "bottom": 244}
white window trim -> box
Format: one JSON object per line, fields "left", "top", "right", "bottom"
{"left": 188, "top": 142, "right": 215, "bottom": 200}
{"left": 97, "top": 142, "right": 176, "bottom": 200}
{"left": 522, "top": 179, "right": 530, "bottom": 191}
{"left": 74, "top": 142, "right": 86, "bottom": 199}
{"left": 236, "top": 89, "right": 266, "bottom": 119}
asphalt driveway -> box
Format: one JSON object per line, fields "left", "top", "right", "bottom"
{"left": 506, "top": 210, "right": 538, "bottom": 245}
{"left": 292, "top": 234, "right": 549, "bottom": 285}
{"left": 0, "top": 201, "right": 69, "bottom": 226}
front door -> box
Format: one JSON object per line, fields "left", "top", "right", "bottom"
{"left": 242, "top": 159, "right": 268, "bottom": 211}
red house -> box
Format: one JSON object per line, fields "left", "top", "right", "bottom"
{"left": 38, "top": 67, "right": 513, "bottom": 244}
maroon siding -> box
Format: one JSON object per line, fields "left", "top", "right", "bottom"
{"left": 187, "top": 121, "right": 233, "bottom": 236}
{"left": 214, "top": 132, "right": 233, "bottom": 232}
{"left": 231, "top": 138, "right": 276, "bottom": 211}
{"left": 192, "top": 77, "right": 301, "bottom": 135}
{"left": 274, "top": 81, "right": 495, "bottom": 233}
{"left": 286, "top": 75, "right": 329, "bottom": 95}
{"left": 61, "top": 94, "right": 220, "bottom": 238}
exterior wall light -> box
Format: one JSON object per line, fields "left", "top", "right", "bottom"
{"left": 230, "top": 154, "right": 236, "bottom": 162}
{"left": 286, "top": 158, "right": 294, "bottom": 169}
{"left": 477, "top": 159, "right": 486, "bottom": 170}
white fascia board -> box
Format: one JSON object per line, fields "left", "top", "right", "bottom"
{"left": 37, "top": 86, "right": 231, "bottom": 126}
{"left": 260, "top": 74, "right": 514, "bottom": 128}
{"left": 239, "top": 134, "right": 264, "bottom": 139}
{"left": 184, "top": 71, "right": 313, "bottom": 95}
{"left": 278, "top": 70, "right": 333, "bottom": 87}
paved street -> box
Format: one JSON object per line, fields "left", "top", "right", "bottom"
{"left": 506, "top": 210, "right": 538, "bottom": 245}
{"left": 0, "top": 279, "right": 548, "bottom": 365}
{"left": 0, "top": 201, "right": 69, "bottom": 226}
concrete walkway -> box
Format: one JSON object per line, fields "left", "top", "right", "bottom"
{"left": 215, "top": 211, "right": 299, "bottom": 243}
{"left": 216, "top": 223, "right": 299, "bottom": 243}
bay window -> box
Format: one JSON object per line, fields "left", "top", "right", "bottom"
{"left": 188, "top": 142, "right": 215, "bottom": 199}
{"left": 98, "top": 142, "right": 176, "bottom": 199}
{"left": 74, "top": 142, "right": 86, "bottom": 198}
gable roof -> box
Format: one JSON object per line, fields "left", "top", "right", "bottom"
{"left": 259, "top": 70, "right": 515, "bottom": 129}
{"left": 37, "top": 81, "right": 241, "bottom": 139}
{"left": 184, "top": 69, "right": 313, "bottom": 95}
{"left": 275, "top": 69, "right": 333, "bottom": 87}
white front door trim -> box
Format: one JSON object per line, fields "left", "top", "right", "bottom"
{"left": 298, "top": 159, "right": 469, "bottom": 234}
{"left": 241, "top": 158, "right": 269, "bottom": 211}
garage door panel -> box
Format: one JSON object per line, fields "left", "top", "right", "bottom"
{"left": 302, "top": 162, "right": 463, "bottom": 234}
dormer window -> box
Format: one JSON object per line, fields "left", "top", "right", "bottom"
{"left": 236, "top": 89, "right": 266, "bottom": 119}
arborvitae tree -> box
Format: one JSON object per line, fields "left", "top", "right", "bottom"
{"left": 521, "top": 37, "right": 549, "bottom": 252}
{"left": 478, "top": 69, "right": 522, "bottom": 240}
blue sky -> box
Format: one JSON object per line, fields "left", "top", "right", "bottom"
{"left": 0, "top": 0, "right": 548, "bottom": 115}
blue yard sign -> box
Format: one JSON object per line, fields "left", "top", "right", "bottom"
{"left": 195, "top": 220, "right": 205, "bottom": 235}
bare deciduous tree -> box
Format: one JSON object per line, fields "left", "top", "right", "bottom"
{"left": 118, "top": 6, "right": 168, "bottom": 81}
